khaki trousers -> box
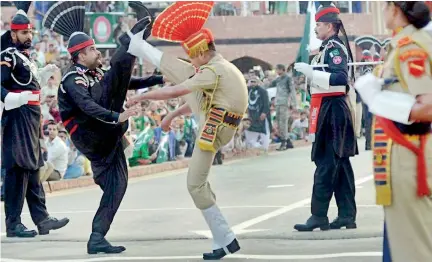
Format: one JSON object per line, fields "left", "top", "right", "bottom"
{"left": 384, "top": 137, "right": 432, "bottom": 262}
{"left": 187, "top": 124, "right": 236, "bottom": 210}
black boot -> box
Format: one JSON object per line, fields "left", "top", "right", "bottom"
{"left": 87, "top": 232, "right": 126, "bottom": 254}
{"left": 293, "top": 216, "right": 330, "bottom": 232}
{"left": 330, "top": 217, "right": 357, "bottom": 229}
{"left": 276, "top": 140, "right": 287, "bottom": 151}
{"left": 37, "top": 216, "right": 70, "bottom": 235}
{"left": 285, "top": 138, "right": 294, "bottom": 149}
{"left": 216, "top": 151, "right": 223, "bottom": 165}
{"left": 6, "top": 223, "right": 37, "bottom": 238}
{"left": 203, "top": 238, "right": 240, "bottom": 260}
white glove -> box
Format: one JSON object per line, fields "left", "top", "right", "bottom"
{"left": 354, "top": 73, "right": 383, "bottom": 105}
{"left": 4, "top": 91, "right": 35, "bottom": 110}
{"left": 294, "top": 62, "right": 314, "bottom": 79}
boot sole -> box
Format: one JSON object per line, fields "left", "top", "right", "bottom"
{"left": 88, "top": 249, "right": 126, "bottom": 255}
{"left": 6, "top": 232, "right": 37, "bottom": 238}
{"left": 294, "top": 225, "right": 330, "bottom": 231}
{"left": 330, "top": 223, "right": 357, "bottom": 230}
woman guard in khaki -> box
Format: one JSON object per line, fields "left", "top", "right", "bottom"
{"left": 354, "top": 2, "right": 432, "bottom": 261}
{"left": 126, "top": 2, "right": 248, "bottom": 260}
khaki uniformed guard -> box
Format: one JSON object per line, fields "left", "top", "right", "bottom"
{"left": 126, "top": 2, "right": 247, "bottom": 260}
{"left": 354, "top": 2, "right": 432, "bottom": 261}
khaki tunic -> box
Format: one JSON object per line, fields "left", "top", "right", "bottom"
{"left": 160, "top": 53, "right": 248, "bottom": 209}
{"left": 379, "top": 25, "right": 432, "bottom": 262}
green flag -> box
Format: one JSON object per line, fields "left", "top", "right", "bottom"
{"left": 128, "top": 126, "right": 154, "bottom": 167}
{"left": 295, "top": 1, "right": 321, "bottom": 64}
{"left": 156, "top": 131, "right": 170, "bottom": 163}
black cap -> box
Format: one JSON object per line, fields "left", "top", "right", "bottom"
{"left": 67, "top": 32, "right": 95, "bottom": 56}
{"left": 11, "top": 10, "right": 32, "bottom": 30}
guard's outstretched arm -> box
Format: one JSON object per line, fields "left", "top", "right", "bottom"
{"left": 128, "top": 75, "right": 164, "bottom": 90}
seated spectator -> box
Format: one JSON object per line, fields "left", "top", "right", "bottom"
{"left": 44, "top": 121, "right": 68, "bottom": 181}
{"left": 128, "top": 127, "right": 157, "bottom": 167}
{"left": 289, "top": 110, "right": 309, "bottom": 141}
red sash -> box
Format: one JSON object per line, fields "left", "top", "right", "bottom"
{"left": 9, "top": 90, "right": 40, "bottom": 106}
{"left": 376, "top": 116, "right": 431, "bottom": 197}
{"left": 309, "top": 92, "right": 345, "bottom": 134}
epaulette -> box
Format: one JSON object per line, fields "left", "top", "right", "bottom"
{"left": 60, "top": 70, "right": 90, "bottom": 93}
{"left": 75, "top": 66, "right": 88, "bottom": 75}
{"left": 5, "top": 47, "right": 16, "bottom": 54}
{"left": 397, "top": 36, "right": 413, "bottom": 47}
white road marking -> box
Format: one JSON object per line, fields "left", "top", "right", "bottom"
{"left": 0, "top": 252, "right": 383, "bottom": 261}
{"left": 267, "top": 184, "right": 294, "bottom": 188}
{"left": 190, "top": 175, "right": 374, "bottom": 238}
{"left": 191, "top": 229, "right": 268, "bottom": 238}
{"left": 231, "top": 175, "right": 373, "bottom": 232}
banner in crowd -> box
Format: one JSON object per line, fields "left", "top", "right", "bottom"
{"left": 87, "top": 12, "right": 124, "bottom": 49}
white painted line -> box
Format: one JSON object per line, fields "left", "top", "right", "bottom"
{"left": 192, "top": 228, "right": 268, "bottom": 238}
{"left": 267, "top": 184, "right": 294, "bottom": 188}
{"left": 231, "top": 175, "right": 373, "bottom": 232}
{"left": 0, "top": 252, "right": 383, "bottom": 261}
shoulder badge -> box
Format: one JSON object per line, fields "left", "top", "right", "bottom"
{"left": 408, "top": 59, "right": 425, "bottom": 77}
{"left": 397, "top": 36, "right": 413, "bottom": 47}
{"left": 399, "top": 49, "right": 428, "bottom": 62}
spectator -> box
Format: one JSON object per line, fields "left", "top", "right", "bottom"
{"left": 45, "top": 42, "right": 59, "bottom": 64}
{"left": 44, "top": 121, "right": 68, "bottom": 181}
{"left": 128, "top": 128, "right": 157, "bottom": 167}
{"left": 289, "top": 110, "right": 309, "bottom": 141}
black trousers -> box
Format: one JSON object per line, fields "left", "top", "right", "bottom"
{"left": 91, "top": 146, "right": 128, "bottom": 237}
{"left": 311, "top": 155, "right": 357, "bottom": 219}
{"left": 4, "top": 166, "right": 49, "bottom": 230}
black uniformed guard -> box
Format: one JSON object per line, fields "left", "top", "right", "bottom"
{"left": 294, "top": 2, "right": 358, "bottom": 231}
{"left": 0, "top": 2, "right": 69, "bottom": 238}
{"left": 42, "top": 1, "right": 161, "bottom": 254}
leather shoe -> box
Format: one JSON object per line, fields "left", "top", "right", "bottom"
{"left": 6, "top": 223, "right": 37, "bottom": 238}
{"left": 87, "top": 232, "right": 126, "bottom": 255}
{"left": 203, "top": 238, "right": 240, "bottom": 260}
{"left": 37, "top": 216, "right": 69, "bottom": 235}
{"left": 330, "top": 217, "right": 357, "bottom": 229}
{"left": 294, "top": 215, "right": 330, "bottom": 232}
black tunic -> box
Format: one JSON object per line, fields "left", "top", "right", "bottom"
{"left": 1, "top": 48, "right": 43, "bottom": 171}
{"left": 247, "top": 85, "right": 271, "bottom": 134}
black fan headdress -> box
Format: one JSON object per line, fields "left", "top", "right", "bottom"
{"left": 43, "top": 1, "right": 94, "bottom": 57}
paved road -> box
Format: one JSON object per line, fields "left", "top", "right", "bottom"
{"left": 1, "top": 140, "right": 384, "bottom": 262}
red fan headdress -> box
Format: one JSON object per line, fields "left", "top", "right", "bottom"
{"left": 151, "top": 1, "right": 215, "bottom": 58}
